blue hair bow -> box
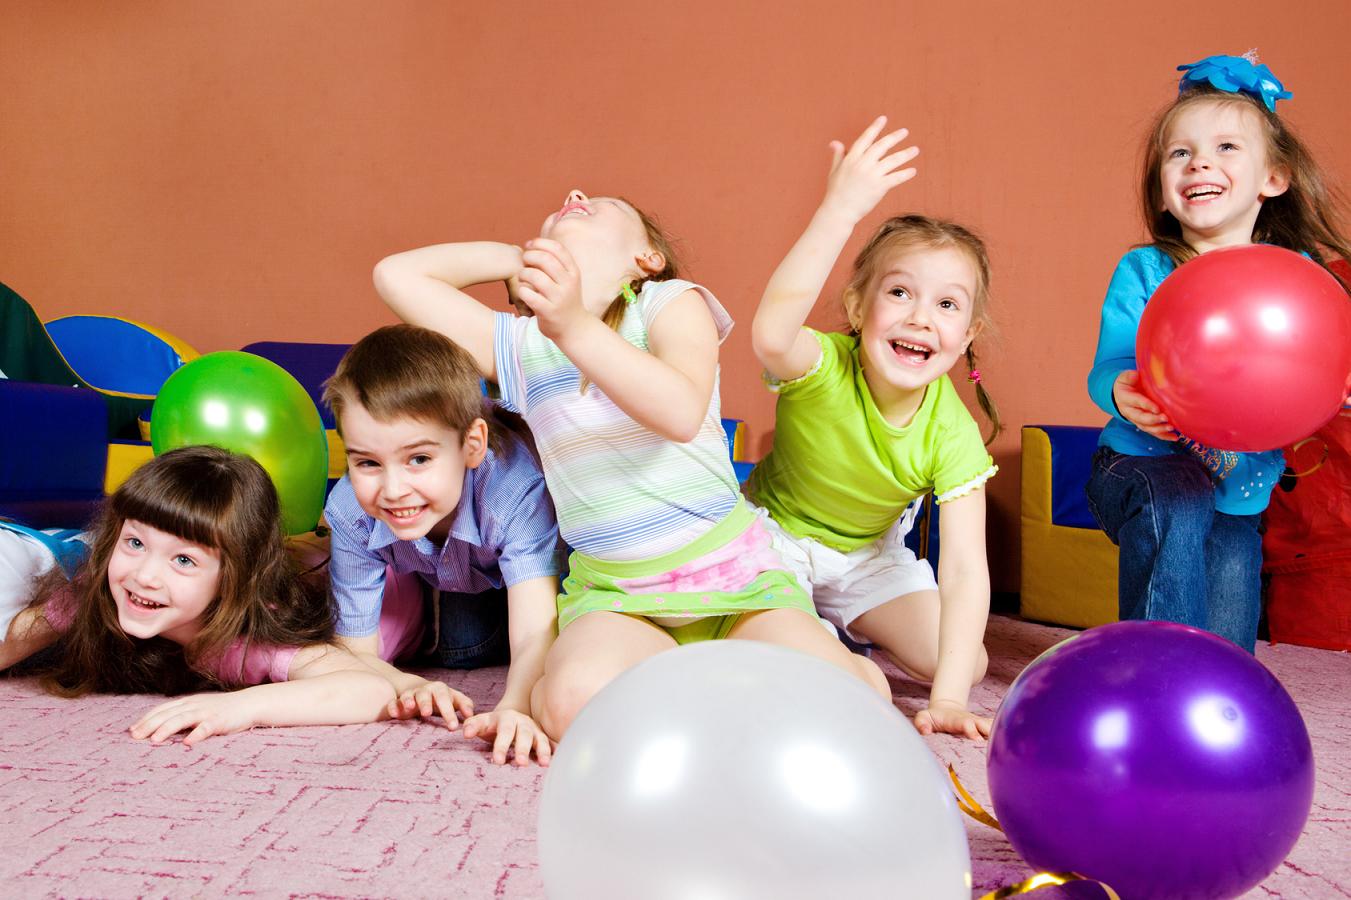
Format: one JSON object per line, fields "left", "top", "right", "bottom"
{"left": 1177, "top": 54, "right": 1292, "bottom": 113}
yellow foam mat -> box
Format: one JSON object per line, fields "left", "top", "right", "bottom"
{"left": 1019, "top": 427, "right": 1118, "bottom": 628}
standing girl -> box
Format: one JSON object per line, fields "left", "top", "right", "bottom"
{"left": 747, "top": 117, "right": 1000, "bottom": 740}
{"left": 1, "top": 446, "right": 402, "bottom": 746}
{"left": 374, "top": 189, "right": 888, "bottom": 740}
{"left": 1086, "top": 54, "right": 1351, "bottom": 652}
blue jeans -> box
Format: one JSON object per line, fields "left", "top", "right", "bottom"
{"left": 1085, "top": 448, "right": 1262, "bottom": 653}
{"left": 423, "top": 585, "right": 510, "bottom": 669}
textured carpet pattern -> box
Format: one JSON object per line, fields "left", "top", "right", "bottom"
{"left": 1, "top": 616, "right": 1346, "bottom": 898}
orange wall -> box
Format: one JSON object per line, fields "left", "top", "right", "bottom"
{"left": 4, "top": 1, "right": 1349, "bottom": 591}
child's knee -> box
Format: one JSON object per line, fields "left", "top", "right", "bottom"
{"left": 857, "top": 655, "right": 891, "bottom": 699}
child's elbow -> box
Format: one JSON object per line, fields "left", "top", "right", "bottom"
{"left": 372, "top": 256, "right": 411, "bottom": 305}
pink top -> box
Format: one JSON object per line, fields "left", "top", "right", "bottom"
{"left": 41, "top": 566, "right": 425, "bottom": 686}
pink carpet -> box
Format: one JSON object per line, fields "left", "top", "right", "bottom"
{"left": 1, "top": 615, "right": 1346, "bottom": 898}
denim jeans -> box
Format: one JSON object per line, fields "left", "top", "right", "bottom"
{"left": 423, "top": 585, "right": 511, "bottom": 669}
{"left": 1085, "top": 447, "right": 1262, "bottom": 653}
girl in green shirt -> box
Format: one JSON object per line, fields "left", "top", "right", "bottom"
{"left": 747, "top": 117, "right": 1000, "bottom": 740}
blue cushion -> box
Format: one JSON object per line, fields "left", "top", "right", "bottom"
{"left": 1036, "top": 424, "right": 1104, "bottom": 530}
{"left": 0, "top": 380, "right": 108, "bottom": 528}
{"left": 240, "top": 342, "right": 352, "bottom": 429}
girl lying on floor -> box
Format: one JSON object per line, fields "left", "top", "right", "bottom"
{"left": 0, "top": 445, "right": 402, "bottom": 747}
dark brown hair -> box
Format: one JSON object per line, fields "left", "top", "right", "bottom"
{"left": 1141, "top": 86, "right": 1351, "bottom": 285}
{"left": 30, "top": 445, "right": 331, "bottom": 697}
{"left": 844, "top": 215, "right": 1002, "bottom": 444}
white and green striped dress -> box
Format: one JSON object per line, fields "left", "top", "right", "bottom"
{"left": 491, "top": 279, "right": 739, "bottom": 562}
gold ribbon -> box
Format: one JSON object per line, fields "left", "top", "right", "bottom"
{"left": 948, "top": 765, "right": 1121, "bottom": 900}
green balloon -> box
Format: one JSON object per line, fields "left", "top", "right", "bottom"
{"left": 151, "top": 351, "right": 328, "bottom": 535}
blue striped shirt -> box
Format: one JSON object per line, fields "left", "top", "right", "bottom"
{"left": 324, "top": 432, "right": 565, "bottom": 638}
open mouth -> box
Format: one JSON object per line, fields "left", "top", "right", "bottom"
{"left": 127, "top": 593, "right": 166, "bottom": 611}
{"left": 559, "top": 204, "right": 590, "bottom": 219}
{"left": 385, "top": 505, "right": 427, "bottom": 523}
{"left": 889, "top": 339, "right": 933, "bottom": 363}
{"left": 1184, "top": 185, "right": 1224, "bottom": 202}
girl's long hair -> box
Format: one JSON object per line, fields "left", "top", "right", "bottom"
{"left": 1141, "top": 86, "right": 1351, "bottom": 288}
{"left": 844, "top": 215, "right": 1002, "bottom": 445}
{"left": 32, "top": 445, "right": 332, "bottom": 696}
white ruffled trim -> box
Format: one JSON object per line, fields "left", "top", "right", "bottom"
{"left": 935, "top": 464, "right": 999, "bottom": 504}
{"left": 763, "top": 330, "right": 827, "bottom": 394}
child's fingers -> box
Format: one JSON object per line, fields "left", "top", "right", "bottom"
{"left": 432, "top": 689, "right": 464, "bottom": 730}
{"left": 181, "top": 721, "right": 217, "bottom": 749}
{"left": 523, "top": 238, "right": 577, "bottom": 275}
{"left": 513, "top": 724, "right": 537, "bottom": 767}
{"left": 827, "top": 140, "right": 845, "bottom": 173}
{"left": 865, "top": 126, "right": 912, "bottom": 161}
{"left": 150, "top": 713, "right": 196, "bottom": 745}
{"left": 847, "top": 116, "right": 888, "bottom": 157}
{"left": 130, "top": 702, "right": 182, "bottom": 739}
{"left": 452, "top": 690, "right": 475, "bottom": 720}
{"left": 534, "top": 731, "right": 552, "bottom": 767}
{"left": 885, "top": 167, "right": 919, "bottom": 189}
{"left": 492, "top": 721, "right": 515, "bottom": 765}
{"left": 514, "top": 282, "right": 549, "bottom": 314}
{"left": 516, "top": 266, "right": 555, "bottom": 298}
{"left": 521, "top": 248, "right": 571, "bottom": 284}
{"left": 975, "top": 715, "right": 994, "bottom": 739}
{"left": 878, "top": 143, "right": 920, "bottom": 174}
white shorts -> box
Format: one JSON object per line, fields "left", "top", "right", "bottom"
{"left": 752, "top": 500, "right": 938, "bottom": 641}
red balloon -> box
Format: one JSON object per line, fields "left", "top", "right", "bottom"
{"left": 1137, "top": 245, "right": 1351, "bottom": 451}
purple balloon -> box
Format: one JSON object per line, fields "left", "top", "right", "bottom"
{"left": 987, "top": 621, "right": 1313, "bottom": 900}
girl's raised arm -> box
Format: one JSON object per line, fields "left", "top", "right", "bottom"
{"left": 753, "top": 116, "right": 918, "bottom": 382}
{"left": 128, "top": 644, "right": 397, "bottom": 747}
{"left": 373, "top": 241, "right": 523, "bottom": 381}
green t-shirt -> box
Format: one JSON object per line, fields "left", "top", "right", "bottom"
{"left": 746, "top": 330, "right": 996, "bottom": 552}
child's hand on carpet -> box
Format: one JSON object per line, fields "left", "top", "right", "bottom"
{"left": 462, "top": 708, "right": 553, "bottom": 767}
{"left": 387, "top": 678, "right": 474, "bottom": 730}
{"left": 914, "top": 700, "right": 992, "bottom": 740}
{"left": 130, "top": 693, "right": 258, "bottom": 748}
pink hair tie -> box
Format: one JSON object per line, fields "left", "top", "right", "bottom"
{"left": 968, "top": 368, "right": 982, "bottom": 385}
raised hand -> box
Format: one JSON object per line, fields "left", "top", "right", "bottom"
{"left": 820, "top": 115, "right": 919, "bottom": 225}
{"left": 462, "top": 708, "right": 554, "bottom": 767}
{"left": 1113, "top": 370, "right": 1179, "bottom": 440}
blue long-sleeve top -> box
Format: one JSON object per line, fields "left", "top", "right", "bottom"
{"left": 1087, "top": 246, "right": 1285, "bottom": 516}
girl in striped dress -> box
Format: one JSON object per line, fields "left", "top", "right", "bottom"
{"left": 375, "top": 190, "right": 889, "bottom": 739}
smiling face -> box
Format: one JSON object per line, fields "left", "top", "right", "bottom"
{"left": 340, "top": 400, "right": 487, "bottom": 544}
{"left": 106, "top": 520, "right": 223, "bottom": 645}
{"left": 1158, "top": 99, "right": 1290, "bottom": 252}
{"left": 846, "top": 244, "right": 980, "bottom": 423}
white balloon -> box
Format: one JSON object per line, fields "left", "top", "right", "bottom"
{"left": 538, "top": 640, "right": 971, "bottom": 899}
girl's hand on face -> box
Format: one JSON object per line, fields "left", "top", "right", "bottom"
{"left": 1113, "top": 370, "right": 1179, "bottom": 440}
{"left": 914, "top": 700, "right": 992, "bottom": 741}
{"left": 517, "top": 238, "right": 589, "bottom": 342}
{"left": 462, "top": 708, "right": 554, "bottom": 767}
{"left": 820, "top": 115, "right": 919, "bottom": 226}
{"left": 387, "top": 678, "right": 474, "bottom": 730}
{"left": 129, "top": 693, "right": 258, "bottom": 748}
